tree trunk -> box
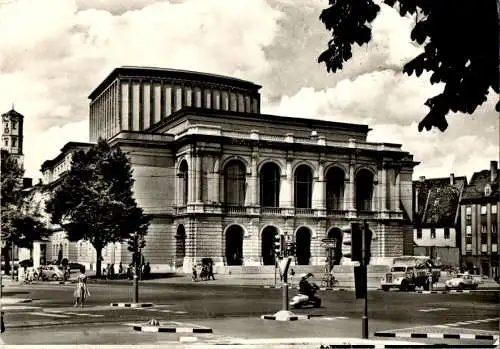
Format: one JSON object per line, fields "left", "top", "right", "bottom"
{"left": 2, "top": 247, "right": 11, "bottom": 275}
{"left": 95, "top": 247, "right": 103, "bottom": 278}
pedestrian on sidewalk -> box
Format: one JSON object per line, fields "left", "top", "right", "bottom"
{"left": 73, "top": 266, "right": 90, "bottom": 308}
{"left": 289, "top": 268, "right": 295, "bottom": 286}
{"left": 208, "top": 261, "right": 215, "bottom": 281}
{"left": 192, "top": 265, "right": 198, "bottom": 282}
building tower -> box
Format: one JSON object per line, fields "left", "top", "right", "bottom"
{"left": 1, "top": 107, "right": 24, "bottom": 162}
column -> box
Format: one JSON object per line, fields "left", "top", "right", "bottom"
{"left": 213, "top": 156, "right": 220, "bottom": 203}
{"left": 313, "top": 161, "right": 325, "bottom": 210}
{"left": 346, "top": 160, "right": 355, "bottom": 211}
{"left": 195, "top": 153, "right": 202, "bottom": 202}
{"left": 245, "top": 152, "right": 258, "bottom": 207}
{"left": 381, "top": 164, "right": 388, "bottom": 212}
{"left": 174, "top": 159, "right": 179, "bottom": 207}
{"left": 188, "top": 152, "right": 195, "bottom": 204}
{"left": 377, "top": 165, "right": 383, "bottom": 212}
{"left": 394, "top": 168, "right": 401, "bottom": 211}
{"left": 280, "top": 158, "right": 293, "bottom": 208}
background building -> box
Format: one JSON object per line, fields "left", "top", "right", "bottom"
{"left": 42, "top": 66, "right": 419, "bottom": 274}
{"left": 460, "top": 161, "right": 499, "bottom": 279}
{"left": 1, "top": 108, "right": 24, "bottom": 159}
{"left": 412, "top": 174, "right": 467, "bottom": 266}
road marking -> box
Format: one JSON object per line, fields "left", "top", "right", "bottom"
{"left": 56, "top": 312, "right": 104, "bottom": 317}
{"left": 30, "top": 311, "right": 70, "bottom": 318}
{"left": 321, "top": 316, "right": 349, "bottom": 321}
{"left": 419, "top": 308, "right": 448, "bottom": 312}
{"left": 442, "top": 317, "right": 500, "bottom": 328}
{"left": 434, "top": 325, "right": 449, "bottom": 328}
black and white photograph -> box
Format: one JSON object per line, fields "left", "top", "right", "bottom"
{"left": 0, "top": 0, "right": 498, "bottom": 348}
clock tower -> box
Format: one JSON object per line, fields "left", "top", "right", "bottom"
{"left": 1, "top": 108, "right": 24, "bottom": 163}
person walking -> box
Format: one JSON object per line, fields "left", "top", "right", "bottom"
{"left": 208, "top": 261, "right": 215, "bottom": 281}
{"left": 73, "top": 266, "right": 90, "bottom": 308}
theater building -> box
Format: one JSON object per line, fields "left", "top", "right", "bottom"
{"left": 44, "top": 66, "right": 419, "bottom": 273}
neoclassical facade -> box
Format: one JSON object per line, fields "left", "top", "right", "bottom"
{"left": 44, "top": 67, "right": 418, "bottom": 273}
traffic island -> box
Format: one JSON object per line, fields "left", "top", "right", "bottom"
{"left": 374, "top": 331, "right": 499, "bottom": 341}
{"left": 127, "top": 319, "right": 213, "bottom": 333}
{"left": 110, "top": 302, "right": 153, "bottom": 308}
{"left": 0, "top": 297, "right": 33, "bottom": 304}
{"left": 261, "top": 310, "right": 310, "bottom": 321}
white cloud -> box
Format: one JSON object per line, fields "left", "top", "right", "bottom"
{"left": 0, "top": 0, "right": 497, "bottom": 184}
{"left": 0, "top": 0, "right": 281, "bottom": 180}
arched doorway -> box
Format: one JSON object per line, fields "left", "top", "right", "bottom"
{"left": 356, "top": 169, "right": 374, "bottom": 211}
{"left": 326, "top": 227, "right": 343, "bottom": 268}
{"left": 175, "top": 225, "right": 186, "bottom": 268}
{"left": 294, "top": 165, "right": 313, "bottom": 208}
{"left": 225, "top": 225, "right": 244, "bottom": 266}
{"left": 224, "top": 160, "right": 246, "bottom": 206}
{"left": 326, "top": 167, "right": 345, "bottom": 211}
{"left": 296, "top": 227, "right": 311, "bottom": 265}
{"left": 260, "top": 162, "right": 281, "bottom": 207}
{"left": 261, "top": 226, "right": 279, "bottom": 265}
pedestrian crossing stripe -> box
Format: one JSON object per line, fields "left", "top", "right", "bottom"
{"left": 29, "top": 310, "right": 105, "bottom": 318}
{"left": 322, "top": 316, "right": 349, "bottom": 320}
{"left": 142, "top": 308, "right": 188, "bottom": 314}
{"left": 46, "top": 310, "right": 104, "bottom": 317}
{"left": 443, "top": 317, "right": 500, "bottom": 327}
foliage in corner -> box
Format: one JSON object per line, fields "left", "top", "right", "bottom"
{"left": 318, "top": 0, "right": 499, "bottom": 132}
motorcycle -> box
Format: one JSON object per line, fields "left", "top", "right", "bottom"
{"left": 289, "top": 282, "right": 321, "bottom": 309}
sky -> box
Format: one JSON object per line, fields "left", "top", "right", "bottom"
{"left": 0, "top": 0, "right": 498, "bottom": 182}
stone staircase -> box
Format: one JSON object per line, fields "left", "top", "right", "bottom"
{"left": 214, "top": 264, "right": 391, "bottom": 289}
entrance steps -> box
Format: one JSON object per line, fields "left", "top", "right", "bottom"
{"left": 215, "top": 265, "right": 391, "bottom": 289}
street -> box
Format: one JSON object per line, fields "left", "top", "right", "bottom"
{"left": 1, "top": 281, "right": 498, "bottom": 346}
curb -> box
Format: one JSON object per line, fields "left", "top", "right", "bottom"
{"left": 262, "top": 286, "right": 348, "bottom": 291}
{"left": 0, "top": 298, "right": 33, "bottom": 304}
{"left": 110, "top": 302, "right": 153, "bottom": 308}
{"left": 261, "top": 314, "right": 310, "bottom": 321}
{"left": 374, "top": 332, "right": 499, "bottom": 341}
{"left": 129, "top": 323, "right": 212, "bottom": 333}
{"left": 415, "top": 290, "right": 471, "bottom": 294}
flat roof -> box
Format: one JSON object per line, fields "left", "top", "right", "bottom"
{"left": 148, "top": 107, "right": 372, "bottom": 134}
{"left": 88, "top": 66, "right": 262, "bottom": 100}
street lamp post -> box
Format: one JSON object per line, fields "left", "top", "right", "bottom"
{"left": 133, "top": 233, "right": 139, "bottom": 304}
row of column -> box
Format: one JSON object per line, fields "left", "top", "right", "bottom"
{"left": 176, "top": 153, "right": 399, "bottom": 211}
{"left": 90, "top": 80, "right": 119, "bottom": 143}
{"left": 92, "top": 80, "right": 261, "bottom": 143}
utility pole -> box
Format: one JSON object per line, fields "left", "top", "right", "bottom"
{"left": 0, "top": 164, "right": 4, "bottom": 333}
{"left": 133, "top": 233, "right": 139, "bottom": 303}
{"left": 361, "top": 220, "right": 369, "bottom": 339}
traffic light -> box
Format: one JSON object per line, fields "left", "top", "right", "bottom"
{"left": 363, "top": 221, "right": 373, "bottom": 266}
{"left": 274, "top": 234, "right": 284, "bottom": 258}
{"left": 286, "top": 241, "right": 296, "bottom": 257}
{"left": 350, "top": 223, "right": 363, "bottom": 262}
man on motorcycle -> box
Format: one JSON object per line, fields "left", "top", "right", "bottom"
{"left": 299, "top": 273, "right": 320, "bottom": 303}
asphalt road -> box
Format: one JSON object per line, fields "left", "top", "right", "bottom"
{"left": 1, "top": 282, "right": 499, "bottom": 346}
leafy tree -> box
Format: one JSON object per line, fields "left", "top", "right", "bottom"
{"left": 318, "top": 0, "right": 499, "bottom": 132}
{"left": 46, "top": 139, "right": 150, "bottom": 277}
{"left": 1, "top": 150, "right": 49, "bottom": 273}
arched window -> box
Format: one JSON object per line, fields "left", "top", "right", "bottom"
{"left": 179, "top": 160, "right": 189, "bottom": 205}
{"left": 326, "top": 167, "right": 345, "bottom": 211}
{"left": 260, "top": 162, "right": 281, "bottom": 207}
{"left": 175, "top": 225, "right": 186, "bottom": 268}
{"left": 224, "top": 160, "right": 246, "bottom": 206}
{"left": 294, "top": 165, "right": 313, "bottom": 209}
{"left": 356, "top": 169, "right": 374, "bottom": 211}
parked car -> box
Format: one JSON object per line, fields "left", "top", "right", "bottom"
{"left": 445, "top": 273, "right": 479, "bottom": 290}
{"left": 39, "top": 265, "right": 65, "bottom": 281}
{"left": 67, "top": 262, "right": 84, "bottom": 271}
